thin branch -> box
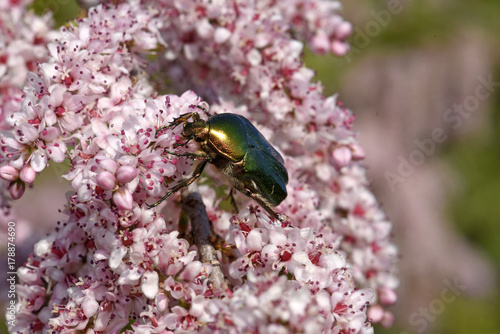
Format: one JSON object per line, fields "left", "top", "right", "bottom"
{"left": 181, "top": 184, "right": 225, "bottom": 290}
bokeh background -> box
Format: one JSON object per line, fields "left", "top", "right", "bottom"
{"left": 305, "top": 1, "right": 500, "bottom": 333}
{"left": 2, "top": 0, "right": 500, "bottom": 333}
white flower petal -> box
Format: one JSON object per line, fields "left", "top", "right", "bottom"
{"left": 109, "top": 246, "right": 127, "bottom": 269}
{"left": 141, "top": 270, "right": 159, "bottom": 299}
{"left": 30, "top": 150, "right": 47, "bottom": 172}
{"left": 82, "top": 294, "right": 99, "bottom": 318}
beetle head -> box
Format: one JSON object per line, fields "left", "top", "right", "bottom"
{"left": 182, "top": 119, "right": 209, "bottom": 142}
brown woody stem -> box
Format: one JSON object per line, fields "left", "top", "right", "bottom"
{"left": 181, "top": 184, "right": 225, "bottom": 289}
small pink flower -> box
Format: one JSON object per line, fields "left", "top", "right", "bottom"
{"left": 165, "top": 307, "right": 192, "bottom": 330}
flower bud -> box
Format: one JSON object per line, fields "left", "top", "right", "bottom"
{"left": 99, "top": 158, "right": 118, "bottom": 173}
{"left": 332, "top": 146, "right": 352, "bottom": 168}
{"left": 379, "top": 286, "right": 397, "bottom": 305}
{"left": 113, "top": 187, "right": 133, "bottom": 211}
{"left": 20, "top": 165, "right": 36, "bottom": 183}
{"left": 335, "top": 21, "right": 352, "bottom": 40}
{"left": 331, "top": 40, "right": 349, "bottom": 57}
{"left": 96, "top": 171, "right": 116, "bottom": 190}
{"left": 350, "top": 143, "right": 366, "bottom": 160}
{"left": 116, "top": 165, "right": 138, "bottom": 184}
{"left": 9, "top": 180, "right": 25, "bottom": 199}
{"left": 0, "top": 165, "right": 19, "bottom": 181}
{"left": 311, "top": 31, "right": 330, "bottom": 54}
{"left": 367, "top": 304, "right": 384, "bottom": 323}
{"left": 380, "top": 311, "right": 395, "bottom": 328}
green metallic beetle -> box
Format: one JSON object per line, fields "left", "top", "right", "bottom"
{"left": 148, "top": 110, "right": 288, "bottom": 220}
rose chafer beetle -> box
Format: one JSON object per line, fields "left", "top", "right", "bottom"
{"left": 149, "top": 109, "right": 288, "bottom": 220}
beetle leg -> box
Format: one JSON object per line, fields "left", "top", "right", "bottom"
{"left": 228, "top": 188, "right": 240, "bottom": 213}
{"left": 163, "top": 149, "right": 212, "bottom": 161}
{"left": 236, "top": 177, "right": 283, "bottom": 221}
{"left": 155, "top": 125, "right": 170, "bottom": 138}
{"left": 170, "top": 112, "right": 197, "bottom": 127}
{"left": 244, "top": 190, "right": 281, "bottom": 221}
{"left": 173, "top": 139, "right": 191, "bottom": 148}
{"left": 146, "top": 159, "right": 210, "bottom": 208}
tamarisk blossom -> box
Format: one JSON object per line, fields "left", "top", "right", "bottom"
{"left": 0, "top": 0, "right": 55, "bottom": 207}
{"left": 1, "top": 0, "right": 397, "bottom": 333}
{"left": 0, "top": 0, "right": 55, "bottom": 93}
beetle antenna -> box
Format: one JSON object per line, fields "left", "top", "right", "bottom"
{"left": 155, "top": 112, "right": 196, "bottom": 138}
{"left": 196, "top": 104, "right": 212, "bottom": 117}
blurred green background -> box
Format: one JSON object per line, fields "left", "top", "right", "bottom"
{"left": 305, "top": 1, "right": 500, "bottom": 334}
{"left": 3, "top": 0, "right": 499, "bottom": 333}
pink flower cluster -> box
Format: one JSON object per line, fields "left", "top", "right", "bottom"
{"left": 1, "top": 0, "right": 398, "bottom": 333}
{"left": 0, "top": 0, "right": 55, "bottom": 134}
{"left": 213, "top": 211, "right": 374, "bottom": 333}
{"left": 0, "top": 0, "right": 55, "bottom": 210}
